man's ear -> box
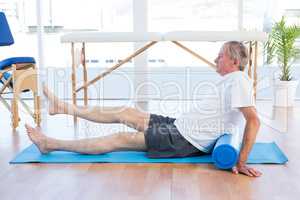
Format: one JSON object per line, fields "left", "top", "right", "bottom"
{"left": 233, "top": 59, "right": 240, "bottom": 67}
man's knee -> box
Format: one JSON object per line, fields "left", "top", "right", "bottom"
{"left": 121, "top": 107, "right": 149, "bottom": 127}
{"left": 114, "top": 132, "right": 146, "bottom": 150}
{"left": 119, "top": 107, "right": 142, "bottom": 123}
{"left": 106, "top": 106, "right": 131, "bottom": 123}
{"left": 115, "top": 132, "right": 139, "bottom": 144}
{"left": 120, "top": 107, "right": 137, "bottom": 116}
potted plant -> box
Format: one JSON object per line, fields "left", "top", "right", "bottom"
{"left": 265, "top": 17, "right": 300, "bottom": 107}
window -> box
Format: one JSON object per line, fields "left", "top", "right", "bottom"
{"left": 148, "top": 0, "right": 240, "bottom": 67}
{"left": 1, "top": 0, "right": 299, "bottom": 68}
{"left": 148, "top": 0, "right": 239, "bottom": 32}
{"left": 0, "top": 0, "right": 134, "bottom": 68}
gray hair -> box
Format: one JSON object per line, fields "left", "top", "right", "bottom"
{"left": 223, "top": 41, "right": 248, "bottom": 71}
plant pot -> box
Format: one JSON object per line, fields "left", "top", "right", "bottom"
{"left": 273, "top": 80, "right": 299, "bottom": 107}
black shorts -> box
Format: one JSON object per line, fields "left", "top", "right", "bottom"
{"left": 144, "top": 114, "right": 206, "bottom": 158}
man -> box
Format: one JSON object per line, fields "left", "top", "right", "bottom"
{"left": 26, "top": 41, "right": 262, "bottom": 177}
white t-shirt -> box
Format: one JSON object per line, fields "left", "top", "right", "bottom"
{"left": 174, "top": 71, "right": 255, "bottom": 153}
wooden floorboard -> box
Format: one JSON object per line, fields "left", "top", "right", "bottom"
{"left": 0, "top": 100, "right": 299, "bottom": 200}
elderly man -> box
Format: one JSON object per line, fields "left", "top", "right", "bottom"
{"left": 26, "top": 41, "right": 262, "bottom": 177}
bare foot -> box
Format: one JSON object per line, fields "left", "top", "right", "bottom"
{"left": 25, "top": 124, "right": 51, "bottom": 154}
{"left": 43, "top": 85, "right": 67, "bottom": 115}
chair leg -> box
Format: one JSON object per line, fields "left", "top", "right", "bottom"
{"left": 9, "top": 63, "right": 40, "bottom": 130}
{"left": 34, "top": 93, "right": 41, "bottom": 126}
{"left": 11, "top": 93, "right": 19, "bottom": 130}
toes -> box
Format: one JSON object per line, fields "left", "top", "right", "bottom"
{"left": 25, "top": 124, "right": 34, "bottom": 132}
{"left": 25, "top": 123, "right": 30, "bottom": 129}
{"left": 43, "top": 86, "right": 50, "bottom": 98}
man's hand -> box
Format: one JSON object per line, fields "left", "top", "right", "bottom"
{"left": 235, "top": 107, "right": 261, "bottom": 177}
{"left": 232, "top": 164, "right": 262, "bottom": 177}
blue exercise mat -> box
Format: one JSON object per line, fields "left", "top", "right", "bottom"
{"left": 10, "top": 142, "right": 288, "bottom": 165}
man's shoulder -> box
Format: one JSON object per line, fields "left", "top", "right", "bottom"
{"left": 226, "top": 71, "right": 252, "bottom": 85}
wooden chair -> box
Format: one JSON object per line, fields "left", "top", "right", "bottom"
{"left": 0, "top": 12, "right": 40, "bottom": 130}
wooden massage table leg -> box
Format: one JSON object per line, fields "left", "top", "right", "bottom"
{"left": 71, "top": 42, "right": 78, "bottom": 125}
{"left": 253, "top": 41, "right": 258, "bottom": 99}
{"left": 248, "top": 41, "right": 253, "bottom": 79}
{"left": 82, "top": 43, "right": 88, "bottom": 106}
{"left": 247, "top": 41, "right": 258, "bottom": 99}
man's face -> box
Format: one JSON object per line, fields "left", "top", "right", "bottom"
{"left": 214, "top": 45, "right": 236, "bottom": 76}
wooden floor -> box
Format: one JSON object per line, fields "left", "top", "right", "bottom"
{"left": 1, "top": 100, "right": 300, "bottom": 200}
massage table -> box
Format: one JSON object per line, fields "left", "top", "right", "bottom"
{"left": 61, "top": 31, "right": 267, "bottom": 124}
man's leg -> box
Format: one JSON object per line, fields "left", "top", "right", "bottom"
{"left": 43, "top": 86, "right": 150, "bottom": 132}
{"left": 26, "top": 124, "right": 146, "bottom": 154}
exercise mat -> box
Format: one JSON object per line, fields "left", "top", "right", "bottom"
{"left": 11, "top": 142, "right": 288, "bottom": 167}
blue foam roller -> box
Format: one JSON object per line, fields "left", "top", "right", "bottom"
{"left": 212, "top": 134, "right": 241, "bottom": 169}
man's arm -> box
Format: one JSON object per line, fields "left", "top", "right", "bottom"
{"left": 232, "top": 106, "right": 262, "bottom": 177}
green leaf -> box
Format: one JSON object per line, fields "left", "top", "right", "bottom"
{"left": 265, "top": 16, "right": 300, "bottom": 80}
